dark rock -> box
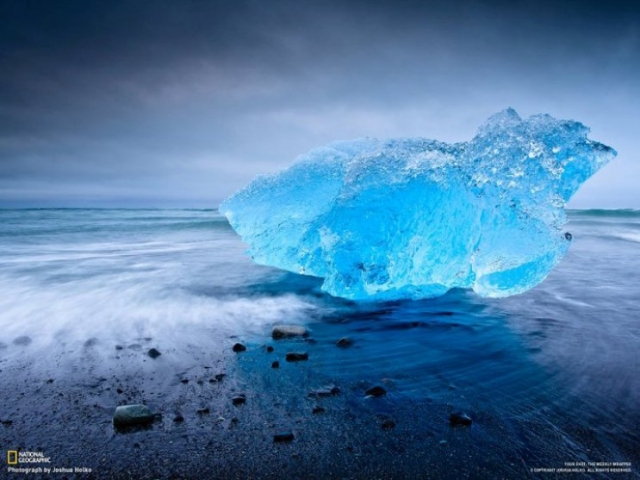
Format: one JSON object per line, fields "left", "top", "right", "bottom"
{"left": 274, "top": 431, "right": 295, "bottom": 442}
{"left": 13, "top": 336, "right": 32, "bottom": 346}
{"left": 309, "top": 385, "right": 340, "bottom": 397}
{"left": 180, "top": 379, "right": 189, "bottom": 384}
{"left": 197, "top": 380, "right": 204, "bottom": 385}
{"left": 232, "top": 395, "right": 246, "bottom": 406}
{"left": 1, "top": 420, "right": 13, "bottom": 427}
{"left": 115, "top": 345, "right": 124, "bottom": 350}
{"left": 365, "top": 386, "right": 387, "bottom": 397}
{"left": 46, "top": 379, "right": 54, "bottom": 384}
{"left": 147, "top": 348, "right": 161, "bottom": 359}
{"left": 232, "top": 343, "right": 246, "bottom": 353}
{"left": 312, "top": 406, "right": 325, "bottom": 414}
{"left": 266, "top": 345, "right": 274, "bottom": 353}
{"left": 215, "top": 373, "right": 226, "bottom": 381}
{"left": 271, "top": 361, "right": 280, "bottom": 369}
{"left": 272, "top": 325, "right": 308, "bottom": 339}
{"left": 336, "top": 337, "right": 353, "bottom": 347}
{"left": 449, "top": 412, "right": 473, "bottom": 427}
{"left": 285, "top": 352, "right": 308, "bottom": 362}
{"left": 197, "top": 408, "right": 210, "bottom": 415}
{"left": 113, "top": 404, "right": 155, "bottom": 426}
{"left": 381, "top": 418, "right": 396, "bottom": 430}
{"left": 173, "top": 414, "right": 184, "bottom": 423}
{"left": 116, "top": 388, "right": 124, "bottom": 394}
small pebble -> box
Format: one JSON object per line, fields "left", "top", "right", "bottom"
{"left": 312, "top": 406, "right": 325, "bottom": 414}
{"left": 449, "top": 412, "right": 473, "bottom": 427}
{"left": 274, "top": 431, "right": 295, "bottom": 442}
{"left": 365, "top": 385, "right": 387, "bottom": 397}
{"left": 381, "top": 419, "right": 396, "bottom": 430}
{"left": 285, "top": 352, "right": 308, "bottom": 362}
{"left": 173, "top": 415, "right": 184, "bottom": 423}
{"left": 197, "top": 408, "right": 210, "bottom": 415}
{"left": 336, "top": 337, "right": 353, "bottom": 347}
{"left": 271, "top": 361, "right": 280, "bottom": 369}
{"left": 232, "top": 343, "right": 246, "bottom": 353}
{"left": 232, "top": 395, "right": 246, "bottom": 406}
{"left": 147, "top": 348, "right": 161, "bottom": 359}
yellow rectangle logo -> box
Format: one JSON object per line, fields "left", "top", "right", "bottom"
{"left": 7, "top": 450, "right": 18, "bottom": 464}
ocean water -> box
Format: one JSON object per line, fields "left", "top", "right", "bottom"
{"left": 0, "top": 208, "right": 638, "bottom": 476}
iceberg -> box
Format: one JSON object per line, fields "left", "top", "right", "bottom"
{"left": 221, "top": 109, "right": 616, "bottom": 300}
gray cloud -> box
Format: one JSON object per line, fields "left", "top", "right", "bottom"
{"left": 0, "top": 0, "right": 638, "bottom": 207}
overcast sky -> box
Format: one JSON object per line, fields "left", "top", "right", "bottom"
{"left": 1, "top": 0, "right": 638, "bottom": 208}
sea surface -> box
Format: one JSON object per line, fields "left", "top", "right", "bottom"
{"left": 0, "top": 208, "right": 638, "bottom": 478}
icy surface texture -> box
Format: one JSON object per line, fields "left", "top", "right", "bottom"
{"left": 221, "top": 109, "right": 616, "bottom": 300}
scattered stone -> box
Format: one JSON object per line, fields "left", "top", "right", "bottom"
{"left": 215, "top": 373, "right": 226, "bottom": 381}
{"left": 266, "top": 345, "right": 274, "bottom": 353}
{"left": 381, "top": 419, "right": 396, "bottom": 430}
{"left": 272, "top": 325, "right": 308, "bottom": 339}
{"left": 197, "top": 408, "right": 210, "bottom": 415}
{"left": 116, "top": 388, "right": 124, "bottom": 394}
{"left": 273, "top": 431, "right": 295, "bottom": 442}
{"left": 312, "top": 406, "right": 325, "bottom": 414}
{"left": 113, "top": 404, "right": 155, "bottom": 426}
{"left": 271, "top": 361, "right": 280, "bottom": 369}
{"left": 449, "top": 412, "right": 473, "bottom": 427}
{"left": 232, "top": 395, "right": 246, "bottom": 406}
{"left": 45, "top": 379, "right": 54, "bottom": 384}
{"left": 308, "top": 385, "right": 340, "bottom": 397}
{"left": 439, "top": 439, "right": 448, "bottom": 445}
{"left": 197, "top": 380, "right": 204, "bottom": 385}
{"left": 336, "top": 337, "right": 353, "bottom": 348}
{"left": 232, "top": 343, "right": 246, "bottom": 353}
{"left": 180, "top": 379, "right": 189, "bottom": 384}
{"left": 115, "top": 345, "right": 124, "bottom": 350}
{"left": 285, "top": 352, "right": 308, "bottom": 362}
{"left": 365, "top": 386, "right": 387, "bottom": 397}
{"left": 173, "top": 414, "right": 184, "bottom": 423}
{"left": 1, "top": 420, "right": 13, "bottom": 427}
{"left": 13, "top": 336, "right": 32, "bottom": 346}
{"left": 147, "top": 348, "right": 162, "bottom": 359}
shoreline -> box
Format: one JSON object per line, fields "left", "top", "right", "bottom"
{"left": 2, "top": 317, "right": 638, "bottom": 480}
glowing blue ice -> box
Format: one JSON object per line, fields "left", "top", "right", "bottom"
{"left": 221, "top": 109, "right": 615, "bottom": 300}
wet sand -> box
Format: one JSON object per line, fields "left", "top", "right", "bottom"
{"left": 2, "top": 313, "right": 638, "bottom": 480}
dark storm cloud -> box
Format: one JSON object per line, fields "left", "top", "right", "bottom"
{"left": 0, "top": 0, "right": 639, "bottom": 207}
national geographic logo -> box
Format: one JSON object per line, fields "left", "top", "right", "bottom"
{"left": 5, "top": 450, "right": 51, "bottom": 464}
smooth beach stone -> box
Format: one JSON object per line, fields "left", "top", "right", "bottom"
{"left": 273, "top": 431, "right": 295, "bottom": 442}
{"left": 113, "top": 404, "right": 154, "bottom": 426}
{"left": 449, "top": 412, "right": 473, "bottom": 426}
{"left": 285, "top": 352, "right": 309, "bottom": 362}
{"left": 271, "top": 360, "right": 280, "bottom": 369}
{"left": 336, "top": 337, "right": 353, "bottom": 347}
{"left": 232, "top": 395, "right": 246, "bottom": 406}
{"left": 380, "top": 418, "right": 396, "bottom": 430}
{"left": 272, "top": 325, "right": 308, "bottom": 339}
{"left": 365, "top": 386, "right": 387, "bottom": 397}
{"left": 265, "top": 345, "right": 274, "bottom": 352}
{"left": 308, "top": 385, "right": 340, "bottom": 397}
{"left": 147, "top": 348, "right": 161, "bottom": 359}
{"left": 232, "top": 343, "right": 247, "bottom": 352}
